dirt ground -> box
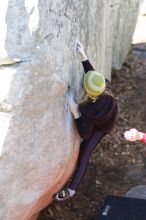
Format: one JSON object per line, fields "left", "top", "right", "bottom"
{"left": 38, "top": 43, "right": 146, "bottom": 220}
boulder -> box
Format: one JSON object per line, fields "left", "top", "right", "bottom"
{"left": 125, "top": 185, "right": 146, "bottom": 200}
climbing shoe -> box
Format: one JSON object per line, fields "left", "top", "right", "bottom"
{"left": 54, "top": 189, "right": 74, "bottom": 201}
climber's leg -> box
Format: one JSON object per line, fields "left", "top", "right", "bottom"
{"left": 69, "top": 131, "right": 105, "bottom": 190}
{"left": 54, "top": 131, "right": 106, "bottom": 201}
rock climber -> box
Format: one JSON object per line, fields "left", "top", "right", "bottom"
{"left": 55, "top": 42, "right": 118, "bottom": 201}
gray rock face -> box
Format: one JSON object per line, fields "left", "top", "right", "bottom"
{"left": 112, "top": 0, "right": 143, "bottom": 69}
{"left": 125, "top": 185, "right": 146, "bottom": 200}
{"left": 0, "top": 0, "right": 143, "bottom": 220}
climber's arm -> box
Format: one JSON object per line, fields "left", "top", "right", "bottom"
{"left": 76, "top": 42, "right": 94, "bottom": 73}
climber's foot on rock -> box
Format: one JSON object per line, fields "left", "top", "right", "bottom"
{"left": 54, "top": 189, "right": 75, "bottom": 202}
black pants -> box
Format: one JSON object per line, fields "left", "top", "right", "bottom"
{"left": 69, "top": 131, "right": 106, "bottom": 190}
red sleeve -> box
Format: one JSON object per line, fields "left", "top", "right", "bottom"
{"left": 141, "top": 133, "right": 146, "bottom": 144}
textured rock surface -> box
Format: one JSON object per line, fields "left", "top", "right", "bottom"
{"left": 112, "top": 0, "right": 144, "bottom": 69}
{"left": 0, "top": 0, "right": 143, "bottom": 220}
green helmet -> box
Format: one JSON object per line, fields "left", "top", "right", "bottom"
{"left": 84, "top": 71, "right": 105, "bottom": 97}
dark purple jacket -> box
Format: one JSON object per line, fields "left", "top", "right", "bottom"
{"left": 75, "top": 60, "right": 118, "bottom": 140}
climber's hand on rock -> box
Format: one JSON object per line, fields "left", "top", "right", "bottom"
{"left": 67, "top": 96, "right": 80, "bottom": 119}
{"left": 76, "top": 41, "right": 87, "bottom": 61}
{"left": 76, "top": 42, "right": 84, "bottom": 54}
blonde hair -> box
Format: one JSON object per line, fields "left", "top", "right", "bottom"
{"left": 80, "top": 84, "right": 114, "bottom": 104}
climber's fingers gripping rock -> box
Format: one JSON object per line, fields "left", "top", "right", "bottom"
{"left": 76, "top": 41, "right": 87, "bottom": 61}
{"left": 67, "top": 96, "right": 80, "bottom": 119}
{"left": 76, "top": 42, "right": 84, "bottom": 54}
